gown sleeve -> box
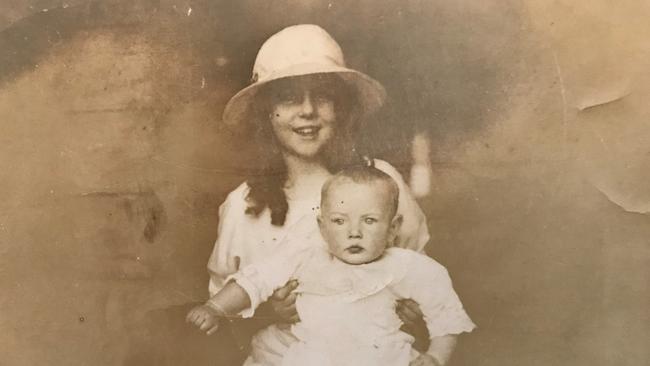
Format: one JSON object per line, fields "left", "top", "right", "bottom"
{"left": 374, "top": 159, "right": 430, "bottom": 252}
{"left": 390, "top": 249, "right": 476, "bottom": 342}
{"left": 207, "top": 183, "right": 249, "bottom": 297}
{"left": 226, "top": 245, "right": 310, "bottom": 318}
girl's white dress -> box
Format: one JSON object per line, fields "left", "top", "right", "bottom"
{"left": 207, "top": 160, "right": 432, "bottom": 365}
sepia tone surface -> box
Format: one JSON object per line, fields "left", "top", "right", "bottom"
{"left": 1, "top": 1, "right": 648, "bottom": 365}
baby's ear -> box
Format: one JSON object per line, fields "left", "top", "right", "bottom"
{"left": 388, "top": 214, "right": 403, "bottom": 246}
{"left": 390, "top": 214, "right": 403, "bottom": 232}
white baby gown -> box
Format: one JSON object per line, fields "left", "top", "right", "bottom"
{"left": 230, "top": 238, "right": 476, "bottom": 366}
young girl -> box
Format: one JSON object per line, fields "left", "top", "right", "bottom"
{"left": 189, "top": 166, "right": 475, "bottom": 366}
{"left": 205, "top": 24, "right": 433, "bottom": 364}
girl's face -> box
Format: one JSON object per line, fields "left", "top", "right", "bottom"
{"left": 268, "top": 75, "right": 339, "bottom": 159}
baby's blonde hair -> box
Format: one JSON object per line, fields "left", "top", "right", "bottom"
{"left": 321, "top": 166, "right": 400, "bottom": 217}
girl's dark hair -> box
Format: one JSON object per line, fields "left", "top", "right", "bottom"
{"left": 244, "top": 74, "right": 366, "bottom": 226}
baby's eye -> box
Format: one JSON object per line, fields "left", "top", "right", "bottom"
{"left": 331, "top": 218, "right": 345, "bottom": 225}
{"left": 364, "top": 217, "right": 378, "bottom": 224}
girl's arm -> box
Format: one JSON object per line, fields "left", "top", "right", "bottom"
{"left": 207, "top": 184, "right": 249, "bottom": 297}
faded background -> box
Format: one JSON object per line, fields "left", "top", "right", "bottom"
{"left": 1, "top": 1, "right": 649, "bottom": 365}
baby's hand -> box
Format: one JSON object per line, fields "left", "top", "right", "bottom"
{"left": 186, "top": 304, "right": 222, "bottom": 335}
{"left": 410, "top": 353, "right": 442, "bottom": 366}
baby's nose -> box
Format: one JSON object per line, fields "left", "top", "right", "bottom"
{"left": 348, "top": 227, "right": 362, "bottom": 239}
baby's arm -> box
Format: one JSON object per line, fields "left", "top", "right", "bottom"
{"left": 411, "top": 335, "right": 457, "bottom": 366}
{"left": 188, "top": 245, "right": 309, "bottom": 335}
{"left": 186, "top": 281, "right": 251, "bottom": 335}
{"left": 391, "top": 250, "right": 476, "bottom": 365}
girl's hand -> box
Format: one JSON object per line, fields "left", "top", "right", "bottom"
{"left": 396, "top": 298, "right": 430, "bottom": 353}
{"left": 269, "top": 279, "right": 300, "bottom": 324}
{"left": 409, "top": 353, "right": 442, "bottom": 366}
{"left": 185, "top": 305, "right": 222, "bottom": 335}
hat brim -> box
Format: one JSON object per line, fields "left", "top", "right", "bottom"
{"left": 222, "top": 63, "right": 386, "bottom": 128}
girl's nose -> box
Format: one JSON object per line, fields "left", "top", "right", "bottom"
{"left": 298, "top": 91, "right": 315, "bottom": 117}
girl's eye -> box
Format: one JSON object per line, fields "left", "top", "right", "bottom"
{"left": 364, "top": 217, "right": 377, "bottom": 224}
{"left": 331, "top": 218, "right": 345, "bottom": 225}
{"left": 312, "top": 90, "right": 335, "bottom": 104}
{"left": 275, "top": 91, "right": 300, "bottom": 104}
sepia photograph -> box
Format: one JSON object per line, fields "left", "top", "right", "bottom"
{"left": 1, "top": 1, "right": 649, "bottom": 365}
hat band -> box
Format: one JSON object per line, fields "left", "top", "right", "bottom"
{"left": 254, "top": 62, "right": 354, "bottom": 85}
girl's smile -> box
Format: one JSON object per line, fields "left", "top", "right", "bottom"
{"left": 292, "top": 125, "right": 322, "bottom": 138}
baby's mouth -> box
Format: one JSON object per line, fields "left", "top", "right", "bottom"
{"left": 292, "top": 126, "right": 321, "bottom": 137}
{"left": 346, "top": 245, "right": 364, "bottom": 254}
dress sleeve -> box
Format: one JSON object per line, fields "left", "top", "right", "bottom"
{"left": 390, "top": 250, "right": 476, "bottom": 341}
{"left": 374, "top": 159, "right": 430, "bottom": 252}
{"left": 226, "top": 246, "right": 308, "bottom": 318}
{"left": 207, "top": 184, "right": 249, "bottom": 297}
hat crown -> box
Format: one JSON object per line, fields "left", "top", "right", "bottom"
{"left": 252, "top": 24, "right": 346, "bottom": 83}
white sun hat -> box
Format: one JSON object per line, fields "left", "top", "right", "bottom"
{"left": 222, "top": 24, "right": 387, "bottom": 127}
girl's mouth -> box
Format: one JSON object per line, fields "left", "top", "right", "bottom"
{"left": 292, "top": 126, "right": 321, "bottom": 137}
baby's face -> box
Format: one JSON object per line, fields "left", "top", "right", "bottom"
{"left": 318, "top": 179, "right": 401, "bottom": 265}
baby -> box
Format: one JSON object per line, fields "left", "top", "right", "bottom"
{"left": 187, "top": 166, "right": 475, "bottom": 366}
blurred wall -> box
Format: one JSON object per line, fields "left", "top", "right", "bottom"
{"left": 1, "top": 1, "right": 648, "bottom": 365}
